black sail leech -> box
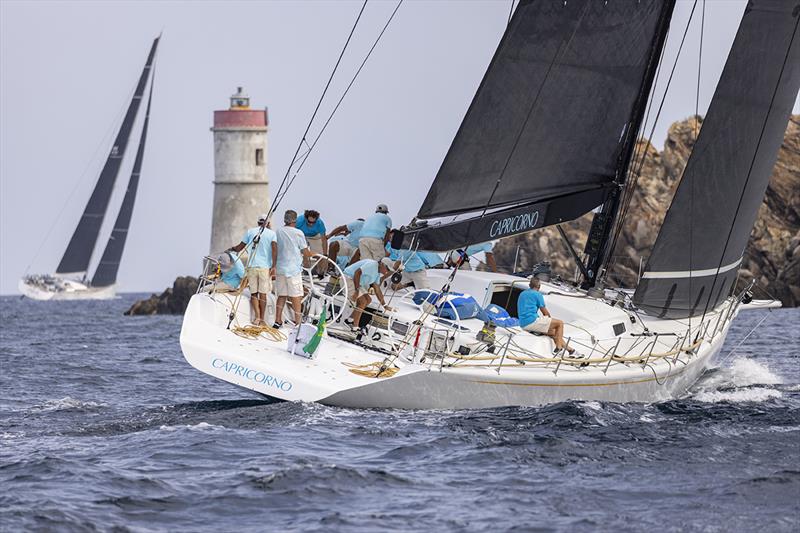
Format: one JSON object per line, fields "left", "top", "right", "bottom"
{"left": 92, "top": 65, "right": 155, "bottom": 288}
{"left": 417, "top": 0, "right": 675, "bottom": 220}
{"left": 56, "top": 37, "right": 160, "bottom": 276}
{"left": 633, "top": 0, "right": 800, "bottom": 319}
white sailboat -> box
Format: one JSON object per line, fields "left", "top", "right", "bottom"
{"left": 180, "top": 0, "right": 799, "bottom": 408}
{"left": 20, "top": 37, "right": 159, "bottom": 301}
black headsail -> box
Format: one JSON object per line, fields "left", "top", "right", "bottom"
{"left": 55, "top": 37, "right": 160, "bottom": 277}
{"left": 633, "top": 0, "right": 800, "bottom": 319}
{"left": 399, "top": 0, "right": 675, "bottom": 252}
{"left": 91, "top": 65, "right": 156, "bottom": 288}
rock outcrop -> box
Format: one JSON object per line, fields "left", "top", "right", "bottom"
{"left": 493, "top": 115, "right": 800, "bottom": 307}
{"left": 124, "top": 276, "right": 200, "bottom": 316}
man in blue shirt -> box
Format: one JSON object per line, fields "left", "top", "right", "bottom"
{"left": 517, "top": 277, "right": 574, "bottom": 355}
{"left": 229, "top": 213, "right": 278, "bottom": 326}
{"left": 358, "top": 204, "right": 392, "bottom": 261}
{"left": 274, "top": 210, "right": 313, "bottom": 329}
{"left": 296, "top": 209, "right": 328, "bottom": 274}
{"left": 327, "top": 218, "right": 364, "bottom": 267}
{"left": 205, "top": 251, "right": 245, "bottom": 293}
{"left": 343, "top": 258, "right": 392, "bottom": 331}
{"left": 386, "top": 241, "right": 432, "bottom": 290}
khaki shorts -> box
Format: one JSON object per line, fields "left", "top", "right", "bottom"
{"left": 247, "top": 267, "right": 272, "bottom": 294}
{"left": 523, "top": 316, "right": 552, "bottom": 334}
{"left": 307, "top": 235, "right": 324, "bottom": 255}
{"left": 401, "top": 269, "right": 429, "bottom": 289}
{"left": 275, "top": 273, "right": 303, "bottom": 297}
{"left": 359, "top": 237, "right": 386, "bottom": 261}
{"left": 345, "top": 276, "right": 366, "bottom": 301}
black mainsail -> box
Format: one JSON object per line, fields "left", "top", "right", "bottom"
{"left": 55, "top": 37, "right": 160, "bottom": 277}
{"left": 91, "top": 67, "right": 156, "bottom": 288}
{"left": 401, "top": 0, "right": 675, "bottom": 251}
{"left": 633, "top": 0, "right": 800, "bottom": 319}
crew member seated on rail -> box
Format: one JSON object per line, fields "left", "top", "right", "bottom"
{"left": 518, "top": 277, "right": 575, "bottom": 355}
{"left": 343, "top": 258, "right": 393, "bottom": 333}
{"left": 327, "top": 218, "right": 364, "bottom": 267}
{"left": 216, "top": 251, "right": 245, "bottom": 292}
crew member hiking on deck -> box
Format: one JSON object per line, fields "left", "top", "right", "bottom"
{"left": 343, "top": 258, "right": 393, "bottom": 332}
{"left": 358, "top": 204, "right": 392, "bottom": 261}
{"left": 228, "top": 214, "right": 277, "bottom": 327}
{"left": 518, "top": 277, "right": 575, "bottom": 355}
{"left": 274, "top": 209, "right": 313, "bottom": 329}
{"left": 296, "top": 210, "right": 327, "bottom": 274}
{"left": 327, "top": 218, "right": 364, "bottom": 267}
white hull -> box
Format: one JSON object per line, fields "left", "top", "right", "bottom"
{"left": 180, "top": 271, "right": 739, "bottom": 409}
{"left": 18, "top": 278, "right": 116, "bottom": 301}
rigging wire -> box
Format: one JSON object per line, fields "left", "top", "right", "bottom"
{"left": 272, "top": 0, "right": 404, "bottom": 210}
{"left": 689, "top": 0, "right": 704, "bottom": 333}
{"left": 266, "top": 0, "right": 369, "bottom": 223}
{"left": 508, "top": 0, "right": 516, "bottom": 25}
{"left": 697, "top": 11, "right": 800, "bottom": 324}
{"left": 604, "top": 0, "right": 699, "bottom": 272}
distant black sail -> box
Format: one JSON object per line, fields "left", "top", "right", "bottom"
{"left": 634, "top": 0, "right": 800, "bottom": 319}
{"left": 56, "top": 37, "right": 160, "bottom": 276}
{"left": 92, "top": 66, "right": 155, "bottom": 288}
{"left": 417, "top": 0, "right": 675, "bottom": 220}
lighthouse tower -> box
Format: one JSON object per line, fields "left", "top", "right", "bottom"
{"left": 209, "top": 87, "right": 269, "bottom": 254}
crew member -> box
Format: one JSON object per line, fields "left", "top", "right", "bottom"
{"left": 274, "top": 209, "right": 313, "bottom": 329}
{"left": 296, "top": 209, "right": 328, "bottom": 272}
{"left": 518, "top": 277, "right": 575, "bottom": 355}
{"left": 358, "top": 204, "right": 392, "bottom": 261}
{"left": 229, "top": 214, "right": 277, "bottom": 326}
{"left": 447, "top": 241, "right": 497, "bottom": 271}
{"left": 386, "top": 242, "right": 430, "bottom": 290}
{"left": 327, "top": 218, "right": 364, "bottom": 267}
{"left": 343, "top": 258, "right": 393, "bottom": 332}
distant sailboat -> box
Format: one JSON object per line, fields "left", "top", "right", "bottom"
{"left": 19, "top": 37, "right": 159, "bottom": 301}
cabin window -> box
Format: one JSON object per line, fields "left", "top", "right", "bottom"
{"left": 255, "top": 148, "right": 264, "bottom": 166}
{"left": 490, "top": 284, "right": 526, "bottom": 318}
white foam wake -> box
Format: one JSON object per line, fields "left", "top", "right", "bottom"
{"left": 692, "top": 357, "right": 784, "bottom": 404}
{"left": 32, "top": 397, "right": 107, "bottom": 412}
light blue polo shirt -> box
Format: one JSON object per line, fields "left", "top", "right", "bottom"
{"left": 296, "top": 214, "right": 326, "bottom": 238}
{"left": 221, "top": 253, "right": 245, "bottom": 288}
{"left": 387, "top": 245, "right": 426, "bottom": 273}
{"left": 466, "top": 241, "right": 494, "bottom": 255}
{"left": 275, "top": 225, "right": 308, "bottom": 276}
{"left": 344, "top": 259, "right": 380, "bottom": 288}
{"left": 346, "top": 219, "right": 365, "bottom": 247}
{"left": 418, "top": 251, "right": 444, "bottom": 267}
{"left": 241, "top": 227, "right": 277, "bottom": 269}
{"left": 360, "top": 213, "right": 392, "bottom": 239}
{"left": 518, "top": 289, "right": 546, "bottom": 328}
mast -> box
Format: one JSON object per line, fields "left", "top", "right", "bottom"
{"left": 581, "top": 3, "right": 675, "bottom": 288}
{"left": 91, "top": 63, "right": 156, "bottom": 288}
{"left": 55, "top": 37, "right": 160, "bottom": 277}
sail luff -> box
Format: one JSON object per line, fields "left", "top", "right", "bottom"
{"left": 55, "top": 36, "right": 160, "bottom": 276}
{"left": 91, "top": 62, "right": 156, "bottom": 288}
{"left": 633, "top": 0, "right": 800, "bottom": 319}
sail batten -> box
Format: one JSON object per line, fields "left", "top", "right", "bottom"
{"left": 633, "top": 0, "right": 800, "bottom": 318}
{"left": 55, "top": 37, "right": 160, "bottom": 276}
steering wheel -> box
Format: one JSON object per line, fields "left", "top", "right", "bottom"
{"left": 301, "top": 254, "right": 348, "bottom": 323}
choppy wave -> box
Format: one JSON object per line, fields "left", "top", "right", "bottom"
{"left": 1, "top": 296, "right": 798, "bottom": 532}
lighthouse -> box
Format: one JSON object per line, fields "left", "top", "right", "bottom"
{"left": 209, "top": 87, "right": 269, "bottom": 255}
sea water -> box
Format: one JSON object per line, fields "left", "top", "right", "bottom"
{"left": 1, "top": 295, "right": 798, "bottom": 531}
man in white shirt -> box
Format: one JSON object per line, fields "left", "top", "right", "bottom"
{"left": 274, "top": 210, "right": 313, "bottom": 328}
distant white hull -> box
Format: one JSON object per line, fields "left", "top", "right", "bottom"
{"left": 18, "top": 278, "right": 116, "bottom": 301}
{"left": 180, "top": 271, "right": 739, "bottom": 409}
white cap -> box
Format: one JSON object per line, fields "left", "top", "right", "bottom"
{"left": 257, "top": 213, "right": 268, "bottom": 222}
{"left": 376, "top": 204, "right": 389, "bottom": 214}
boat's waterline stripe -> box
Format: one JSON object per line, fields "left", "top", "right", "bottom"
{"left": 469, "top": 367, "right": 687, "bottom": 387}
{"left": 641, "top": 258, "right": 742, "bottom": 280}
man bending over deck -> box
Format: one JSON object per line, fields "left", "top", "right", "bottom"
{"left": 518, "top": 277, "right": 575, "bottom": 355}
{"left": 343, "top": 258, "right": 393, "bottom": 332}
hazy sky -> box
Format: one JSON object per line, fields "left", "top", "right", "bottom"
{"left": 1, "top": 0, "right": 798, "bottom": 294}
